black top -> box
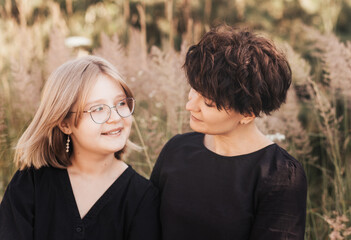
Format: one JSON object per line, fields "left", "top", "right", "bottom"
{"left": 151, "top": 132, "right": 307, "bottom": 240}
{"left": 0, "top": 165, "right": 160, "bottom": 240}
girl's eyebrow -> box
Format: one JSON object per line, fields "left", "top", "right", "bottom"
{"left": 85, "top": 94, "right": 126, "bottom": 106}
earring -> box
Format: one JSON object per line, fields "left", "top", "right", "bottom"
{"left": 66, "top": 135, "right": 70, "bottom": 153}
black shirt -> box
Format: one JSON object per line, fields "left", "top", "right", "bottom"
{"left": 0, "top": 165, "right": 160, "bottom": 240}
{"left": 151, "top": 132, "right": 307, "bottom": 240}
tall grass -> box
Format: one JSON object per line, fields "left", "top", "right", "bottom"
{"left": 291, "top": 27, "right": 351, "bottom": 239}
{"left": 0, "top": 1, "right": 350, "bottom": 239}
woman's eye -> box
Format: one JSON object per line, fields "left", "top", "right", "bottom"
{"left": 204, "top": 101, "right": 215, "bottom": 107}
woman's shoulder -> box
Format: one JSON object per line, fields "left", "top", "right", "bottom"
{"left": 259, "top": 144, "right": 307, "bottom": 189}
{"left": 274, "top": 145, "right": 305, "bottom": 173}
{"left": 170, "top": 131, "right": 202, "bottom": 142}
{"left": 162, "top": 132, "right": 203, "bottom": 151}
{"left": 126, "top": 166, "right": 158, "bottom": 198}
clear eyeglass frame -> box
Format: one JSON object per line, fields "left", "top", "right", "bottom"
{"left": 70, "top": 97, "right": 135, "bottom": 124}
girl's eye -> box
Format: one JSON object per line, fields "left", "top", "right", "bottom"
{"left": 117, "top": 100, "right": 126, "bottom": 107}
{"left": 91, "top": 105, "right": 105, "bottom": 112}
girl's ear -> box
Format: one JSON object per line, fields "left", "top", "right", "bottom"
{"left": 239, "top": 113, "right": 256, "bottom": 125}
{"left": 58, "top": 119, "right": 72, "bottom": 135}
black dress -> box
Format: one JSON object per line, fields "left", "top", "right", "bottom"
{"left": 0, "top": 165, "right": 160, "bottom": 240}
{"left": 151, "top": 132, "right": 307, "bottom": 240}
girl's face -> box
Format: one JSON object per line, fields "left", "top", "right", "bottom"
{"left": 68, "top": 74, "right": 133, "bottom": 158}
{"left": 185, "top": 88, "right": 245, "bottom": 136}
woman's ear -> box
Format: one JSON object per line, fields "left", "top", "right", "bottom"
{"left": 239, "top": 113, "right": 256, "bottom": 125}
{"left": 58, "top": 119, "right": 72, "bottom": 135}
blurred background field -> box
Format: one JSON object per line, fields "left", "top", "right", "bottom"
{"left": 0, "top": 0, "right": 351, "bottom": 239}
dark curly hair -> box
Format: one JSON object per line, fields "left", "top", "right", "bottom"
{"left": 183, "top": 25, "right": 292, "bottom": 117}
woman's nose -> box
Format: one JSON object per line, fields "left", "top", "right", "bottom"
{"left": 186, "top": 88, "right": 200, "bottom": 112}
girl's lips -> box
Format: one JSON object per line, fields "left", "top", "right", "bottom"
{"left": 101, "top": 128, "right": 123, "bottom": 135}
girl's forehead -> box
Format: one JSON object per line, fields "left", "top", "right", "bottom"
{"left": 85, "top": 75, "right": 125, "bottom": 102}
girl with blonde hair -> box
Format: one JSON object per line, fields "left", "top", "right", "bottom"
{"left": 0, "top": 56, "right": 160, "bottom": 240}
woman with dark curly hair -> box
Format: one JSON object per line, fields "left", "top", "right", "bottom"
{"left": 151, "top": 26, "right": 307, "bottom": 240}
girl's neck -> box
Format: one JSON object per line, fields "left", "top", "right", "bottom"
{"left": 204, "top": 122, "right": 273, "bottom": 157}
{"left": 68, "top": 152, "right": 125, "bottom": 177}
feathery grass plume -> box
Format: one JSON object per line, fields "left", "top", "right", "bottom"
{"left": 274, "top": 87, "right": 313, "bottom": 160}
{"left": 0, "top": 93, "right": 6, "bottom": 156}
{"left": 148, "top": 41, "right": 190, "bottom": 135}
{"left": 45, "top": 0, "right": 71, "bottom": 77}
{"left": 125, "top": 29, "right": 168, "bottom": 107}
{"left": 0, "top": 93, "right": 9, "bottom": 198}
{"left": 0, "top": 2, "right": 50, "bottom": 198}
{"left": 10, "top": 25, "right": 44, "bottom": 124}
{"left": 303, "top": 26, "right": 351, "bottom": 153}
{"left": 306, "top": 77, "right": 346, "bottom": 212}
{"left": 93, "top": 32, "right": 127, "bottom": 76}
{"left": 301, "top": 26, "right": 349, "bottom": 214}
{"left": 128, "top": 108, "right": 164, "bottom": 177}
{"left": 281, "top": 43, "right": 314, "bottom": 160}
{"left": 127, "top": 28, "right": 147, "bottom": 71}
{"left": 47, "top": 0, "right": 69, "bottom": 36}
{"left": 11, "top": 57, "right": 43, "bottom": 122}
{"left": 0, "top": 95, "right": 6, "bottom": 147}
{"left": 125, "top": 28, "right": 149, "bottom": 97}
{"left": 45, "top": 26, "right": 72, "bottom": 78}
{"left": 302, "top": 25, "right": 351, "bottom": 98}
{"left": 323, "top": 211, "right": 351, "bottom": 240}
{"left": 142, "top": 43, "right": 190, "bottom": 160}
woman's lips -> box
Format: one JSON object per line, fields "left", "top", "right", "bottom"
{"left": 190, "top": 114, "right": 202, "bottom": 122}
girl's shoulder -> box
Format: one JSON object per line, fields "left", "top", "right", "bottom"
{"left": 4, "top": 166, "right": 63, "bottom": 198}
{"left": 7, "top": 167, "right": 50, "bottom": 188}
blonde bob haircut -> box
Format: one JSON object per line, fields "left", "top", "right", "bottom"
{"left": 15, "top": 55, "right": 134, "bottom": 170}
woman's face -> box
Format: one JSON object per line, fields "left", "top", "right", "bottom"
{"left": 185, "top": 88, "right": 244, "bottom": 136}
{"left": 68, "top": 74, "right": 133, "bottom": 158}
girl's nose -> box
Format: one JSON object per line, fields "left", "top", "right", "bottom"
{"left": 106, "top": 106, "right": 122, "bottom": 123}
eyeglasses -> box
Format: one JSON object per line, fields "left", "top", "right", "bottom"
{"left": 70, "top": 97, "right": 135, "bottom": 124}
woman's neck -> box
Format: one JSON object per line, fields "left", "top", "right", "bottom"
{"left": 204, "top": 122, "right": 273, "bottom": 157}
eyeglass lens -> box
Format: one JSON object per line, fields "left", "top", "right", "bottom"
{"left": 89, "top": 98, "right": 135, "bottom": 124}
